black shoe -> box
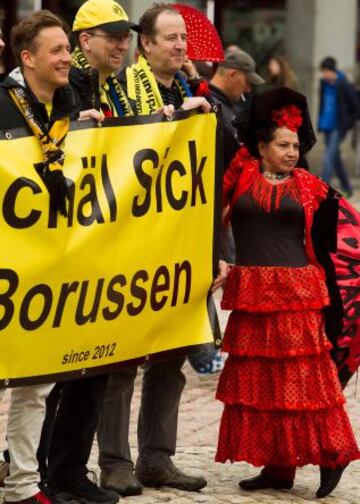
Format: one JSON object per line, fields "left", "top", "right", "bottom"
{"left": 135, "top": 460, "right": 207, "bottom": 491}
{"left": 316, "top": 464, "right": 348, "bottom": 498}
{"left": 239, "top": 472, "right": 294, "bottom": 491}
{"left": 51, "top": 477, "right": 119, "bottom": 504}
{"left": 100, "top": 468, "right": 142, "bottom": 497}
{"left": 47, "top": 493, "right": 78, "bottom": 504}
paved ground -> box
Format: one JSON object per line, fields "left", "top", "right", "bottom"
{"left": 0, "top": 179, "right": 360, "bottom": 503}
{"left": 111, "top": 367, "right": 360, "bottom": 504}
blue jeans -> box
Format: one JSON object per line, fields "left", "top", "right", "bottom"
{"left": 321, "top": 129, "right": 352, "bottom": 194}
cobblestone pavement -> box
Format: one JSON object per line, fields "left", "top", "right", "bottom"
{"left": 84, "top": 364, "right": 360, "bottom": 504}
{"left": 0, "top": 192, "right": 360, "bottom": 504}
{"left": 0, "top": 366, "right": 359, "bottom": 504}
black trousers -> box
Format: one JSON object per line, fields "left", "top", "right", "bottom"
{"left": 38, "top": 374, "right": 108, "bottom": 486}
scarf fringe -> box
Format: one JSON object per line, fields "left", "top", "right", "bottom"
{"left": 251, "top": 173, "right": 302, "bottom": 212}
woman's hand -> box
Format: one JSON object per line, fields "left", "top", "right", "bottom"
{"left": 211, "top": 260, "right": 229, "bottom": 292}
{"left": 222, "top": 205, "right": 230, "bottom": 224}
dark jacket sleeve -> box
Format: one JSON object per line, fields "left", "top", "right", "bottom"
{"left": 206, "top": 95, "right": 240, "bottom": 171}
{"left": 0, "top": 87, "right": 30, "bottom": 132}
{"left": 312, "top": 188, "right": 344, "bottom": 357}
{"left": 69, "top": 67, "right": 101, "bottom": 112}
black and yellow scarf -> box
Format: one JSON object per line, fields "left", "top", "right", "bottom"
{"left": 72, "top": 46, "right": 133, "bottom": 117}
{"left": 126, "top": 54, "right": 192, "bottom": 115}
{"left": 9, "top": 85, "right": 70, "bottom": 216}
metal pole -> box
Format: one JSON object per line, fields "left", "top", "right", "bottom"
{"left": 18, "top": 0, "right": 42, "bottom": 16}
{"left": 207, "top": 0, "right": 215, "bottom": 23}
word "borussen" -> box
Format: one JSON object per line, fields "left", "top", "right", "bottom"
{"left": 0, "top": 261, "right": 191, "bottom": 331}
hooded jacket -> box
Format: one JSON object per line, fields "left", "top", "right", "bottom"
{"left": 0, "top": 68, "right": 81, "bottom": 138}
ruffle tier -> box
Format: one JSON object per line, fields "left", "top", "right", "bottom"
{"left": 221, "top": 264, "right": 329, "bottom": 312}
{"left": 223, "top": 310, "right": 331, "bottom": 358}
{"left": 216, "top": 354, "right": 345, "bottom": 410}
{"left": 216, "top": 404, "right": 360, "bottom": 468}
{"left": 217, "top": 264, "right": 360, "bottom": 468}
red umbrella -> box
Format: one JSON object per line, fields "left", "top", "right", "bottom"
{"left": 173, "top": 4, "right": 224, "bottom": 62}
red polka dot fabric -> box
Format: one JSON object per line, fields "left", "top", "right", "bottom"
{"left": 221, "top": 264, "right": 329, "bottom": 312}
{"left": 172, "top": 4, "right": 224, "bottom": 62}
{"left": 222, "top": 310, "right": 332, "bottom": 358}
{"left": 216, "top": 265, "right": 360, "bottom": 468}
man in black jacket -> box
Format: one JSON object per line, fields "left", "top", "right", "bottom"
{"left": 0, "top": 10, "right": 109, "bottom": 504}
{"left": 209, "top": 47, "right": 264, "bottom": 170}
{"left": 0, "top": 10, "right": 119, "bottom": 504}
{"left": 208, "top": 48, "right": 264, "bottom": 266}
{"left": 69, "top": 0, "right": 140, "bottom": 118}
{"left": 39, "top": 1, "right": 140, "bottom": 502}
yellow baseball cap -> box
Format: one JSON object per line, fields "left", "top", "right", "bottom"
{"left": 73, "top": 0, "right": 140, "bottom": 33}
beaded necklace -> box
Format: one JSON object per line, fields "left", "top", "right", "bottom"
{"left": 262, "top": 170, "right": 291, "bottom": 181}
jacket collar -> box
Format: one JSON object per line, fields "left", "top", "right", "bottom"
{"left": 1, "top": 67, "right": 79, "bottom": 121}
{"left": 208, "top": 82, "right": 234, "bottom": 107}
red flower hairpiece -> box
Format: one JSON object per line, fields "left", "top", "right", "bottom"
{"left": 272, "top": 105, "right": 303, "bottom": 132}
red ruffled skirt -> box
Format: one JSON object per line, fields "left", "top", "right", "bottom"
{"left": 216, "top": 264, "right": 360, "bottom": 468}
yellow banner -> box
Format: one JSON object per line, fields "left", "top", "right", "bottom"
{"left": 0, "top": 112, "right": 219, "bottom": 384}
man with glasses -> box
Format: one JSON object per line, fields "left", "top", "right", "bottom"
{"left": 40, "top": 2, "right": 139, "bottom": 504}
{"left": 70, "top": 0, "right": 139, "bottom": 118}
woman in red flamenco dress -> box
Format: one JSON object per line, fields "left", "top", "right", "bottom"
{"left": 215, "top": 87, "right": 360, "bottom": 498}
